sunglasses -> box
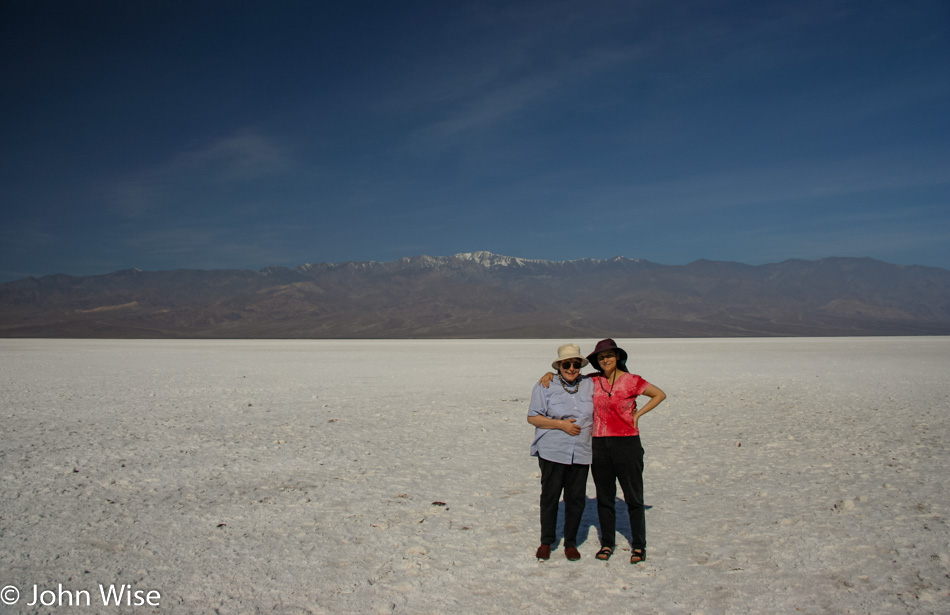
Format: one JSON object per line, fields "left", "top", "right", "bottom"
{"left": 559, "top": 360, "right": 583, "bottom": 370}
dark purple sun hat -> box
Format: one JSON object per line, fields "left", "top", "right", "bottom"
{"left": 586, "top": 338, "right": 629, "bottom": 372}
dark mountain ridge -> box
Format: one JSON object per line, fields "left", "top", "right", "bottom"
{"left": 2, "top": 252, "right": 949, "bottom": 338}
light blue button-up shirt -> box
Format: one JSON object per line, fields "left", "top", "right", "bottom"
{"left": 528, "top": 376, "right": 594, "bottom": 465}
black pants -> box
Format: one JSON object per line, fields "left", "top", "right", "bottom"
{"left": 538, "top": 457, "right": 589, "bottom": 548}
{"left": 591, "top": 436, "right": 645, "bottom": 550}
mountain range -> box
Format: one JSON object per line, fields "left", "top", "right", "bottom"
{"left": 2, "top": 251, "right": 950, "bottom": 338}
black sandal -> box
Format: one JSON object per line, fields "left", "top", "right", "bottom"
{"left": 595, "top": 547, "right": 613, "bottom": 561}
{"left": 630, "top": 548, "right": 646, "bottom": 564}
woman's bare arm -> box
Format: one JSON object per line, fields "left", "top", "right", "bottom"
{"left": 538, "top": 372, "right": 555, "bottom": 387}
{"left": 633, "top": 384, "right": 666, "bottom": 429}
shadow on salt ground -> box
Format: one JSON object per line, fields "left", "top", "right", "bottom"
{"left": 546, "top": 497, "right": 653, "bottom": 553}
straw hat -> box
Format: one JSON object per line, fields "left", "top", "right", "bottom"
{"left": 551, "top": 343, "right": 590, "bottom": 370}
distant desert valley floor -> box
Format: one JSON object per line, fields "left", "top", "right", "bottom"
{"left": 1, "top": 337, "right": 948, "bottom": 613}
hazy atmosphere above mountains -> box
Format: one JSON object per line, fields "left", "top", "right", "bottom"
{"left": 1, "top": 0, "right": 949, "bottom": 283}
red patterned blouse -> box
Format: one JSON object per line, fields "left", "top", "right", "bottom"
{"left": 590, "top": 372, "right": 651, "bottom": 437}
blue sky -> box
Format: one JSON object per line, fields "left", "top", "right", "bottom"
{"left": 2, "top": 0, "right": 949, "bottom": 282}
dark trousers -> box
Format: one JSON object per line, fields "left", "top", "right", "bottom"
{"left": 591, "top": 436, "right": 645, "bottom": 550}
{"left": 538, "top": 457, "right": 589, "bottom": 548}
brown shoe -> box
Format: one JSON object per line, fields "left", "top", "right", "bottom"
{"left": 535, "top": 544, "right": 551, "bottom": 560}
{"left": 565, "top": 546, "right": 581, "bottom": 561}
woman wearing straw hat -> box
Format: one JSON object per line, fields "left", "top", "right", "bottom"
{"left": 527, "top": 343, "right": 594, "bottom": 561}
{"left": 541, "top": 338, "right": 666, "bottom": 564}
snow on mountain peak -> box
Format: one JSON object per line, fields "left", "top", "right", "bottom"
{"left": 293, "top": 252, "right": 639, "bottom": 273}
{"left": 454, "top": 251, "right": 546, "bottom": 268}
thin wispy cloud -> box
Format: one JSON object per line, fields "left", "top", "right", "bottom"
{"left": 106, "top": 130, "right": 293, "bottom": 218}
{"left": 422, "top": 46, "right": 640, "bottom": 142}
{"left": 584, "top": 153, "right": 950, "bottom": 219}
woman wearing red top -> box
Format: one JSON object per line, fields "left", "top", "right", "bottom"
{"left": 586, "top": 338, "right": 666, "bottom": 564}
{"left": 539, "top": 338, "right": 666, "bottom": 563}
